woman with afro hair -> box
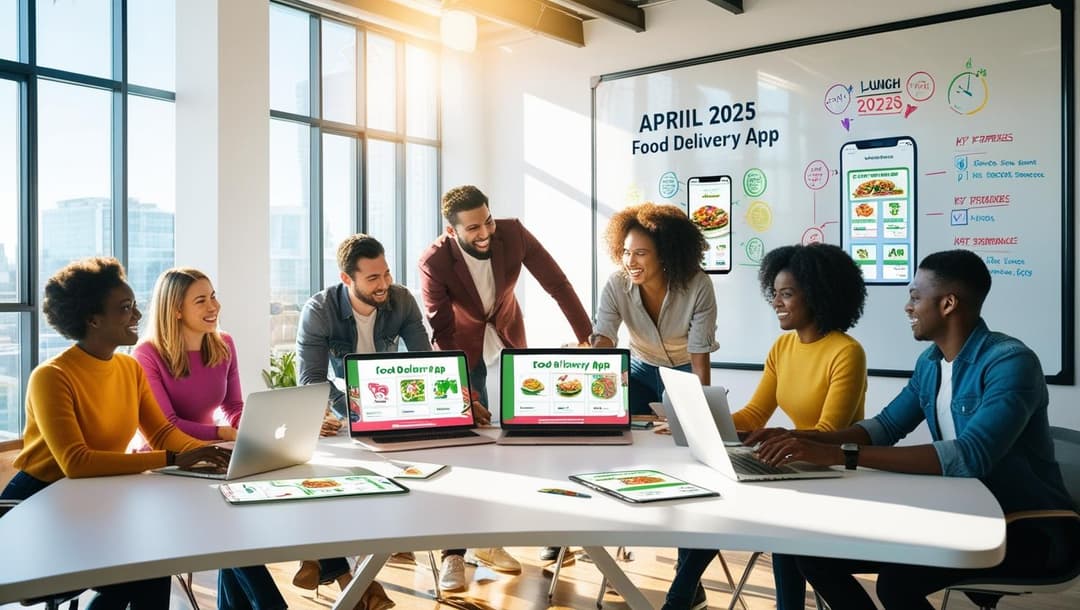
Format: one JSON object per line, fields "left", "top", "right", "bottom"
{"left": 664, "top": 243, "right": 869, "bottom": 610}
{"left": 592, "top": 202, "right": 719, "bottom": 415}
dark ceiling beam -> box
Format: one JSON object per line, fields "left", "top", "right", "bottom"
{"left": 705, "top": 0, "right": 744, "bottom": 15}
{"left": 552, "top": 0, "right": 646, "bottom": 32}
{"left": 452, "top": 0, "right": 585, "bottom": 47}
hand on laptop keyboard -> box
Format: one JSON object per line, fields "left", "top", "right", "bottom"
{"left": 175, "top": 445, "right": 232, "bottom": 472}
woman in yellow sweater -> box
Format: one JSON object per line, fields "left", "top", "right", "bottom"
{"left": 1, "top": 257, "right": 230, "bottom": 609}
{"left": 664, "top": 243, "right": 867, "bottom": 610}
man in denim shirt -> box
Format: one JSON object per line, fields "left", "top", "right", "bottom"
{"left": 297, "top": 234, "right": 434, "bottom": 424}
{"left": 747, "top": 250, "right": 1077, "bottom": 610}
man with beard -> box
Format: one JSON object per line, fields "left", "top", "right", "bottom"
{"left": 418, "top": 185, "right": 593, "bottom": 589}
{"left": 298, "top": 233, "right": 433, "bottom": 423}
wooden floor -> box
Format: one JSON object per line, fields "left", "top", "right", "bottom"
{"left": 7, "top": 546, "right": 1078, "bottom": 609}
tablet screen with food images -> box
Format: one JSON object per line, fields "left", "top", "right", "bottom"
{"left": 219, "top": 475, "right": 409, "bottom": 504}
{"left": 500, "top": 348, "right": 630, "bottom": 427}
{"left": 688, "top": 175, "right": 732, "bottom": 274}
{"left": 569, "top": 469, "right": 719, "bottom": 503}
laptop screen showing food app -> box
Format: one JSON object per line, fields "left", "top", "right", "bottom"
{"left": 500, "top": 348, "right": 630, "bottom": 427}
{"left": 345, "top": 351, "right": 473, "bottom": 434}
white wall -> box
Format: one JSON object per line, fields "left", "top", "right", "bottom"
{"left": 453, "top": 0, "right": 1080, "bottom": 435}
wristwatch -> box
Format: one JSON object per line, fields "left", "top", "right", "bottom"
{"left": 841, "top": 443, "right": 859, "bottom": 470}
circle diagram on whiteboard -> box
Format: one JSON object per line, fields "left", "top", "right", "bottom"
{"left": 947, "top": 71, "right": 988, "bottom": 115}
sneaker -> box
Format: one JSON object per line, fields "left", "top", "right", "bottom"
{"left": 464, "top": 547, "right": 522, "bottom": 573}
{"left": 438, "top": 554, "right": 468, "bottom": 592}
{"left": 539, "top": 546, "right": 561, "bottom": 562}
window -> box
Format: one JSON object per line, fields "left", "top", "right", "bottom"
{"left": 0, "top": 1, "right": 177, "bottom": 438}
{"left": 269, "top": 2, "right": 441, "bottom": 348}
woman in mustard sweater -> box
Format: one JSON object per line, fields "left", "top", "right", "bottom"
{"left": 664, "top": 243, "right": 868, "bottom": 610}
{"left": 1, "top": 257, "right": 229, "bottom": 609}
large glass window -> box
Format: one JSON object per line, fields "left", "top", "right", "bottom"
{"left": 3, "top": 1, "right": 177, "bottom": 437}
{"left": 1, "top": 0, "right": 17, "bottom": 61}
{"left": 366, "top": 33, "right": 396, "bottom": 132}
{"left": 35, "top": 0, "right": 112, "bottom": 79}
{"left": 321, "top": 20, "right": 356, "bottom": 125}
{"left": 269, "top": 3, "right": 441, "bottom": 348}
{"left": 1, "top": 79, "right": 18, "bottom": 304}
{"left": 127, "top": 0, "right": 176, "bottom": 91}
{"left": 321, "top": 133, "right": 358, "bottom": 288}
{"left": 270, "top": 4, "right": 311, "bottom": 116}
{"left": 127, "top": 95, "right": 176, "bottom": 317}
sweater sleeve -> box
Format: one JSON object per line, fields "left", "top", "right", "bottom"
{"left": 134, "top": 342, "right": 218, "bottom": 440}
{"left": 138, "top": 369, "right": 207, "bottom": 454}
{"left": 26, "top": 365, "right": 170, "bottom": 478}
{"left": 732, "top": 342, "right": 780, "bottom": 431}
{"left": 813, "top": 341, "right": 867, "bottom": 432}
{"left": 220, "top": 335, "right": 245, "bottom": 429}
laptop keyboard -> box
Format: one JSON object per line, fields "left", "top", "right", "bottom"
{"left": 728, "top": 450, "right": 797, "bottom": 476}
{"left": 505, "top": 429, "right": 623, "bottom": 438}
{"left": 370, "top": 428, "right": 480, "bottom": 443}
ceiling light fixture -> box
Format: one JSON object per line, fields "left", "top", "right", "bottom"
{"left": 441, "top": 6, "right": 477, "bottom": 53}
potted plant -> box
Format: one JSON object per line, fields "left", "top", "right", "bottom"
{"left": 261, "top": 351, "right": 297, "bottom": 389}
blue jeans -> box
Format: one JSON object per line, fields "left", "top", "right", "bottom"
{"left": 469, "top": 360, "right": 489, "bottom": 408}
{"left": 629, "top": 358, "right": 691, "bottom": 415}
{"left": 318, "top": 557, "right": 351, "bottom": 581}
{"left": 2, "top": 471, "right": 171, "bottom": 609}
{"left": 665, "top": 549, "right": 806, "bottom": 609}
{"left": 218, "top": 566, "right": 287, "bottom": 610}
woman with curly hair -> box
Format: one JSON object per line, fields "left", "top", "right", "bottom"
{"left": 664, "top": 243, "right": 868, "bottom": 610}
{"left": 592, "top": 202, "right": 719, "bottom": 415}
{"left": 1, "top": 257, "right": 230, "bottom": 608}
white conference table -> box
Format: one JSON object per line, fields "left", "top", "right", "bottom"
{"left": 0, "top": 430, "right": 1005, "bottom": 609}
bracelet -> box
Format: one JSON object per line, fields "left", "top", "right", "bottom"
{"left": 166, "top": 450, "right": 176, "bottom": 466}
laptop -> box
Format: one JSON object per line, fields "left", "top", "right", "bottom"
{"left": 497, "top": 347, "right": 632, "bottom": 445}
{"left": 346, "top": 350, "right": 494, "bottom": 452}
{"left": 658, "top": 367, "right": 843, "bottom": 481}
{"left": 156, "top": 382, "right": 330, "bottom": 480}
{"left": 656, "top": 386, "right": 741, "bottom": 447}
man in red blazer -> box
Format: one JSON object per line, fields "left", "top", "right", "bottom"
{"left": 419, "top": 185, "right": 593, "bottom": 405}
{"left": 418, "top": 185, "right": 593, "bottom": 588}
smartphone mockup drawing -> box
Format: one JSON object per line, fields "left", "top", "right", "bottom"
{"left": 687, "top": 175, "right": 732, "bottom": 274}
{"left": 840, "top": 137, "right": 917, "bottom": 284}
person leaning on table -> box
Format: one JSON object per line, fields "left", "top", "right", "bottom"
{"left": 753, "top": 249, "right": 1080, "bottom": 610}
{"left": 0, "top": 257, "right": 231, "bottom": 609}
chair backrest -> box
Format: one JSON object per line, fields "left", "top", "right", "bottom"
{"left": 1051, "top": 426, "right": 1080, "bottom": 509}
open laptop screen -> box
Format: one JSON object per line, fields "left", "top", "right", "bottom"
{"left": 345, "top": 351, "right": 473, "bottom": 434}
{"left": 500, "top": 348, "right": 631, "bottom": 427}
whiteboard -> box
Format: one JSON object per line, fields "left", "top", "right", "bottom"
{"left": 592, "top": 2, "right": 1072, "bottom": 381}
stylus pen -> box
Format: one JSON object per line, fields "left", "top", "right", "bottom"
{"left": 538, "top": 488, "right": 591, "bottom": 498}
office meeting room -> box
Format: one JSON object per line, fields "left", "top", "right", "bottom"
{"left": 3, "top": 0, "right": 1080, "bottom": 609}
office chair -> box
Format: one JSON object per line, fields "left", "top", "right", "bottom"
{"left": 940, "top": 426, "right": 1080, "bottom": 609}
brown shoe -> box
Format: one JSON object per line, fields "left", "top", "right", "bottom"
{"left": 292, "top": 560, "right": 321, "bottom": 590}
{"left": 356, "top": 581, "right": 395, "bottom": 610}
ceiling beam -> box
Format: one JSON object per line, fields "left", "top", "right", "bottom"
{"left": 452, "top": 0, "right": 585, "bottom": 47}
{"left": 705, "top": 0, "right": 744, "bottom": 15}
{"left": 319, "top": 0, "right": 441, "bottom": 40}
{"left": 550, "top": 0, "right": 645, "bottom": 32}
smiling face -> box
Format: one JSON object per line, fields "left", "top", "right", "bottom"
{"left": 343, "top": 254, "right": 393, "bottom": 308}
{"left": 621, "top": 227, "right": 663, "bottom": 286}
{"left": 770, "top": 270, "right": 814, "bottom": 333}
{"left": 88, "top": 283, "right": 141, "bottom": 348}
{"left": 905, "top": 269, "right": 951, "bottom": 341}
{"left": 449, "top": 205, "right": 497, "bottom": 259}
{"left": 178, "top": 278, "right": 220, "bottom": 339}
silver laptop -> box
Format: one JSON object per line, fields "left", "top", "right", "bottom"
{"left": 658, "top": 368, "right": 842, "bottom": 482}
{"left": 656, "top": 386, "right": 741, "bottom": 447}
{"left": 497, "top": 347, "right": 632, "bottom": 445}
{"left": 155, "top": 382, "right": 329, "bottom": 480}
{"left": 346, "top": 351, "right": 494, "bottom": 453}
